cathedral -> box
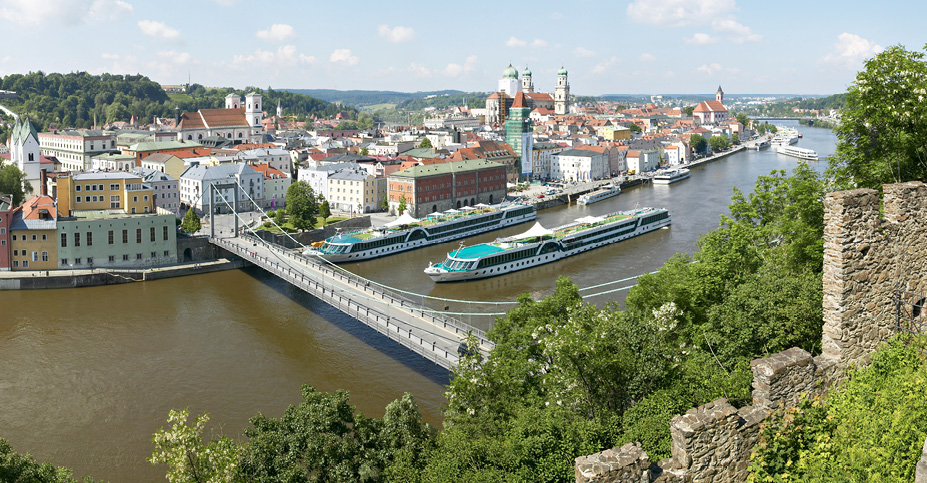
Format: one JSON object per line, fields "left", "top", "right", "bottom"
{"left": 485, "top": 64, "right": 569, "bottom": 124}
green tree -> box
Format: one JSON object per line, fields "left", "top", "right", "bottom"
{"left": 359, "top": 147, "right": 369, "bottom": 156}
{"left": 274, "top": 206, "right": 286, "bottom": 227}
{"left": 735, "top": 112, "right": 749, "bottom": 127}
{"left": 708, "top": 135, "right": 730, "bottom": 152}
{"left": 689, "top": 134, "right": 708, "bottom": 154}
{"left": 397, "top": 194, "right": 407, "bottom": 215}
{"left": 418, "top": 137, "right": 432, "bottom": 149}
{"left": 0, "top": 165, "right": 32, "bottom": 206}
{"left": 683, "top": 106, "right": 695, "bottom": 116}
{"left": 357, "top": 113, "right": 375, "bottom": 131}
{"left": 319, "top": 198, "right": 331, "bottom": 226}
{"left": 380, "top": 195, "right": 389, "bottom": 212}
{"left": 180, "top": 207, "right": 201, "bottom": 233}
{"left": 0, "top": 437, "right": 96, "bottom": 482}
{"left": 335, "top": 120, "right": 358, "bottom": 130}
{"left": 731, "top": 133, "right": 740, "bottom": 145}
{"left": 830, "top": 44, "right": 927, "bottom": 189}
{"left": 285, "top": 181, "right": 319, "bottom": 231}
{"left": 149, "top": 409, "right": 240, "bottom": 483}
{"left": 627, "top": 123, "right": 642, "bottom": 133}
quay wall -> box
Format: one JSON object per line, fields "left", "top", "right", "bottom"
{"left": 576, "top": 181, "right": 927, "bottom": 483}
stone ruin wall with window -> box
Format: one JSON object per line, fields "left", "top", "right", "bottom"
{"left": 574, "top": 181, "right": 927, "bottom": 483}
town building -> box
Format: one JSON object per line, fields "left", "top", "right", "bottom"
{"left": 327, "top": 166, "right": 381, "bottom": 214}
{"left": 504, "top": 92, "right": 533, "bottom": 179}
{"left": 91, "top": 153, "right": 136, "bottom": 171}
{"left": 692, "top": 86, "right": 729, "bottom": 125}
{"left": 449, "top": 140, "right": 519, "bottom": 183}
{"left": 8, "top": 195, "right": 57, "bottom": 271}
{"left": 8, "top": 118, "right": 47, "bottom": 196}
{"left": 178, "top": 162, "right": 264, "bottom": 214}
{"left": 531, "top": 142, "right": 565, "bottom": 180}
{"left": 123, "top": 140, "right": 204, "bottom": 166}
{"left": 486, "top": 65, "right": 570, "bottom": 123}
{"left": 140, "top": 153, "right": 187, "bottom": 179}
{"left": 554, "top": 66, "right": 570, "bottom": 115}
{"left": 0, "top": 194, "right": 12, "bottom": 270}
{"left": 551, "top": 148, "right": 608, "bottom": 182}
{"left": 251, "top": 163, "right": 291, "bottom": 210}
{"left": 38, "top": 129, "right": 118, "bottom": 171}
{"left": 133, "top": 167, "right": 181, "bottom": 216}
{"left": 387, "top": 158, "right": 507, "bottom": 218}
{"left": 175, "top": 92, "right": 264, "bottom": 144}
{"left": 625, "top": 149, "right": 661, "bottom": 173}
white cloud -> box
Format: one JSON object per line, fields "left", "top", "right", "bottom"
{"left": 532, "top": 38, "right": 548, "bottom": 48}
{"left": 506, "top": 36, "right": 527, "bottom": 48}
{"left": 821, "top": 33, "right": 883, "bottom": 67}
{"left": 697, "top": 63, "right": 722, "bottom": 75}
{"left": 233, "top": 45, "right": 315, "bottom": 66}
{"left": 377, "top": 24, "right": 415, "bottom": 43}
{"left": 443, "top": 55, "right": 477, "bottom": 77}
{"left": 157, "top": 50, "right": 192, "bottom": 64}
{"left": 664, "top": 70, "right": 677, "bottom": 78}
{"left": 640, "top": 53, "right": 656, "bottom": 62}
{"left": 96, "top": 52, "right": 138, "bottom": 74}
{"left": 574, "top": 47, "right": 596, "bottom": 58}
{"left": 0, "top": 0, "right": 133, "bottom": 26}
{"left": 138, "top": 20, "right": 180, "bottom": 41}
{"left": 593, "top": 56, "right": 619, "bottom": 74}
{"left": 330, "top": 48, "right": 358, "bottom": 65}
{"left": 685, "top": 33, "right": 717, "bottom": 45}
{"left": 256, "top": 24, "right": 296, "bottom": 42}
{"left": 408, "top": 62, "right": 431, "bottom": 78}
{"left": 627, "top": 0, "right": 736, "bottom": 28}
{"left": 712, "top": 18, "right": 761, "bottom": 43}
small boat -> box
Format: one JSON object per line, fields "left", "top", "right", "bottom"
{"left": 652, "top": 168, "right": 691, "bottom": 185}
{"left": 776, "top": 144, "right": 818, "bottom": 160}
{"left": 424, "top": 207, "right": 671, "bottom": 282}
{"left": 577, "top": 185, "right": 620, "bottom": 205}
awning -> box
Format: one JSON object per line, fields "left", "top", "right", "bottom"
{"left": 508, "top": 221, "right": 554, "bottom": 240}
{"left": 384, "top": 212, "right": 420, "bottom": 227}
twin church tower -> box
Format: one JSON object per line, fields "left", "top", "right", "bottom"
{"left": 487, "top": 64, "right": 570, "bottom": 124}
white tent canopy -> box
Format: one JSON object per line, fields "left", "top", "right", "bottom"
{"left": 508, "top": 222, "right": 554, "bottom": 241}
{"left": 576, "top": 216, "right": 605, "bottom": 225}
{"left": 384, "top": 212, "right": 421, "bottom": 227}
{"left": 444, "top": 209, "right": 461, "bottom": 214}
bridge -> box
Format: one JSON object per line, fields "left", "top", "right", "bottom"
{"left": 209, "top": 233, "right": 494, "bottom": 371}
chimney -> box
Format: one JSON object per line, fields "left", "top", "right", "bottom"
{"left": 40, "top": 170, "right": 47, "bottom": 196}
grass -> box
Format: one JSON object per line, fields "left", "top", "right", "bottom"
{"left": 259, "top": 216, "right": 348, "bottom": 233}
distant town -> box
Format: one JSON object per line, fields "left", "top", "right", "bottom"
{"left": 0, "top": 65, "right": 840, "bottom": 274}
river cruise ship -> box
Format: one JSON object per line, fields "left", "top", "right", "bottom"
{"left": 304, "top": 203, "right": 536, "bottom": 262}
{"left": 424, "top": 207, "right": 670, "bottom": 282}
{"left": 652, "top": 168, "right": 691, "bottom": 185}
{"left": 577, "top": 185, "right": 621, "bottom": 205}
{"left": 776, "top": 144, "right": 819, "bottom": 161}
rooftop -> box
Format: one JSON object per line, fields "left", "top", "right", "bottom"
{"left": 390, "top": 159, "right": 504, "bottom": 179}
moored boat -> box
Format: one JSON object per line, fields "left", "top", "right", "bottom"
{"left": 305, "top": 203, "right": 536, "bottom": 262}
{"left": 652, "top": 168, "right": 691, "bottom": 184}
{"left": 577, "top": 184, "right": 621, "bottom": 205}
{"left": 424, "top": 207, "right": 670, "bottom": 282}
{"left": 776, "top": 144, "right": 819, "bottom": 160}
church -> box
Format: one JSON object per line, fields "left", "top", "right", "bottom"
{"left": 692, "top": 86, "right": 729, "bottom": 125}
{"left": 175, "top": 92, "right": 265, "bottom": 144}
{"left": 485, "top": 64, "right": 570, "bottom": 124}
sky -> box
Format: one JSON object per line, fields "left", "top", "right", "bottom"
{"left": 0, "top": 0, "right": 919, "bottom": 96}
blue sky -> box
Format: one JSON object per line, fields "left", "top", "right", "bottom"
{"left": 0, "top": 0, "right": 918, "bottom": 96}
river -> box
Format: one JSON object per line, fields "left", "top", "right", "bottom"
{"left": 0, "top": 121, "right": 836, "bottom": 481}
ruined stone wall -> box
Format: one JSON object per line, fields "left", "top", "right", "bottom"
{"left": 575, "top": 182, "right": 927, "bottom": 483}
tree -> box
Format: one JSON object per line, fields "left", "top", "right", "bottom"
{"left": 380, "top": 195, "right": 389, "bottom": 212}
{"left": 709, "top": 135, "right": 730, "bottom": 152}
{"left": 397, "top": 194, "right": 407, "bottom": 215}
{"left": 285, "top": 181, "right": 319, "bottom": 231}
{"left": 357, "top": 113, "right": 375, "bottom": 131}
{"left": 627, "top": 123, "right": 642, "bottom": 133}
{"left": 359, "top": 147, "right": 369, "bottom": 156}
{"left": 683, "top": 106, "right": 695, "bottom": 116}
{"left": 0, "top": 437, "right": 94, "bottom": 482}
{"left": 689, "top": 134, "right": 708, "bottom": 154}
{"left": 731, "top": 133, "right": 740, "bottom": 145}
{"left": 418, "top": 137, "right": 432, "bottom": 149}
{"left": 0, "top": 165, "right": 32, "bottom": 206}
{"left": 274, "top": 206, "right": 286, "bottom": 227}
{"left": 319, "top": 198, "right": 331, "bottom": 226}
{"left": 180, "top": 207, "right": 201, "bottom": 233}
{"left": 735, "top": 112, "right": 749, "bottom": 128}
{"left": 830, "top": 44, "right": 927, "bottom": 189}
{"left": 335, "top": 120, "right": 358, "bottom": 130}
{"left": 149, "top": 409, "right": 240, "bottom": 483}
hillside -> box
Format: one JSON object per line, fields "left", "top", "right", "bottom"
{"left": 283, "top": 88, "right": 467, "bottom": 107}
{"left": 0, "top": 72, "right": 355, "bottom": 137}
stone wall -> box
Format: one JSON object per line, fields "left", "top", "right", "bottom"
{"left": 576, "top": 182, "right": 927, "bottom": 483}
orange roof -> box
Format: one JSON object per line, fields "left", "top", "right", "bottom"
{"left": 525, "top": 92, "right": 554, "bottom": 102}
{"left": 512, "top": 91, "right": 528, "bottom": 108}
{"left": 233, "top": 142, "right": 277, "bottom": 151}
{"left": 626, "top": 150, "right": 641, "bottom": 157}
{"left": 251, "top": 163, "right": 288, "bottom": 179}
{"left": 178, "top": 108, "right": 251, "bottom": 130}
{"left": 21, "top": 195, "right": 57, "bottom": 220}
{"left": 693, "top": 100, "right": 726, "bottom": 113}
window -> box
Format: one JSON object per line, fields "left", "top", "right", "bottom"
{"left": 42, "top": 252, "right": 48, "bottom": 262}
{"left": 150, "top": 227, "right": 155, "bottom": 242}
{"left": 0, "top": 240, "right": 4, "bottom": 246}
{"left": 164, "top": 250, "right": 169, "bottom": 256}
{"left": 151, "top": 251, "right": 156, "bottom": 258}
{"left": 163, "top": 226, "right": 168, "bottom": 241}
{"left": 21, "top": 261, "right": 27, "bottom": 268}
{"left": 87, "top": 257, "right": 93, "bottom": 265}
{"left": 98, "top": 184, "right": 103, "bottom": 191}
{"left": 61, "top": 233, "right": 67, "bottom": 247}
{"left": 111, "top": 195, "right": 120, "bottom": 208}
{"left": 11, "top": 234, "right": 15, "bottom": 241}
{"left": 75, "top": 258, "right": 81, "bottom": 265}
{"left": 61, "top": 259, "right": 67, "bottom": 265}
{"left": 76, "top": 185, "right": 81, "bottom": 192}
{"left": 131, "top": 207, "right": 136, "bottom": 214}
{"left": 12, "top": 249, "right": 17, "bottom": 256}
{"left": 12, "top": 260, "right": 17, "bottom": 267}
{"left": 122, "top": 254, "right": 129, "bottom": 261}
{"left": 136, "top": 229, "right": 141, "bottom": 243}
{"left": 136, "top": 253, "right": 142, "bottom": 260}
{"left": 144, "top": 195, "right": 149, "bottom": 202}
{"left": 0, "top": 227, "right": 4, "bottom": 234}
{"left": 41, "top": 234, "right": 46, "bottom": 241}
{"left": 108, "top": 230, "right": 114, "bottom": 244}
{"left": 76, "top": 196, "right": 82, "bottom": 203}
{"left": 32, "top": 251, "right": 37, "bottom": 261}
{"left": 108, "top": 255, "right": 114, "bottom": 262}
{"left": 31, "top": 234, "right": 36, "bottom": 241}
{"left": 133, "top": 196, "right": 138, "bottom": 202}
{"left": 110, "top": 184, "right": 119, "bottom": 191}
{"left": 86, "top": 232, "right": 92, "bottom": 246}
{"left": 122, "top": 230, "right": 128, "bottom": 244}
{"left": 91, "top": 184, "right": 97, "bottom": 191}
{"left": 74, "top": 232, "right": 80, "bottom": 247}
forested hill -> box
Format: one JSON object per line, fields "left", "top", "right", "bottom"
{"left": 283, "top": 88, "right": 468, "bottom": 107}
{"left": 0, "top": 72, "right": 356, "bottom": 135}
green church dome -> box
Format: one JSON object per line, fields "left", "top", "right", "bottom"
{"left": 522, "top": 66, "right": 532, "bottom": 76}
{"left": 557, "top": 66, "right": 568, "bottom": 76}
{"left": 503, "top": 64, "right": 518, "bottom": 79}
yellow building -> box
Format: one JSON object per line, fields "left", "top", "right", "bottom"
{"left": 9, "top": 195, "right": 58, "bottom": 271}
{"left": 604, "top": 126, "right": 631, "bottom": 142}
{"left": 57, "top": 171, "right": 156, "bottom": 216}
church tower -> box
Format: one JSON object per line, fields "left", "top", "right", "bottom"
{"left": 554, "top": 66, "right": 570, "bottom": 115}
{"left": 276, "top": 100, "right": 283, "bottom": 119}
{"left": 522, "top": 67, "right": 534, "bottom": 93}
{"left": 245, "top": 92, "right": 263, "bottom": 128}
{"left": 225, "top": 93, "right": 240, "bottom": 109}
{"left": 505, "top": 92, "right": 533, "bottom": 181}
{"left": 10, "top": 118, "right": 41, "bottom": 198}
{"left": 498, "top": 64, "right": 521, "bottom": 97}
{"left": 716, "top": 85, "right": 724, "bottom": 103}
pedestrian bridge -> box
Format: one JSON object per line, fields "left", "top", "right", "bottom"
{"left": 210, "top": 234, "right": 494, "bottom": 371}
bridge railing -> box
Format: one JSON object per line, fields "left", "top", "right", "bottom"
{"left": 236, "top": 233, "right": 493, "bottom": 347}
{"left": 212, "top": 236, "right": 475, "bottom": 369}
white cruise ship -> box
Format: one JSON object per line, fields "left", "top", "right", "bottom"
{"left": 652, "top": 168, "right": 691, "bottom": 185}
{"left": 577, "top": 185, "right": 620, "bottom": 205}
{"left": 776, "top": 144, "right": 819, "bottom": 161}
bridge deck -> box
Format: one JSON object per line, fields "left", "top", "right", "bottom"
{"left": 211, "top": 235, "right": 494, "bottom": 371}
